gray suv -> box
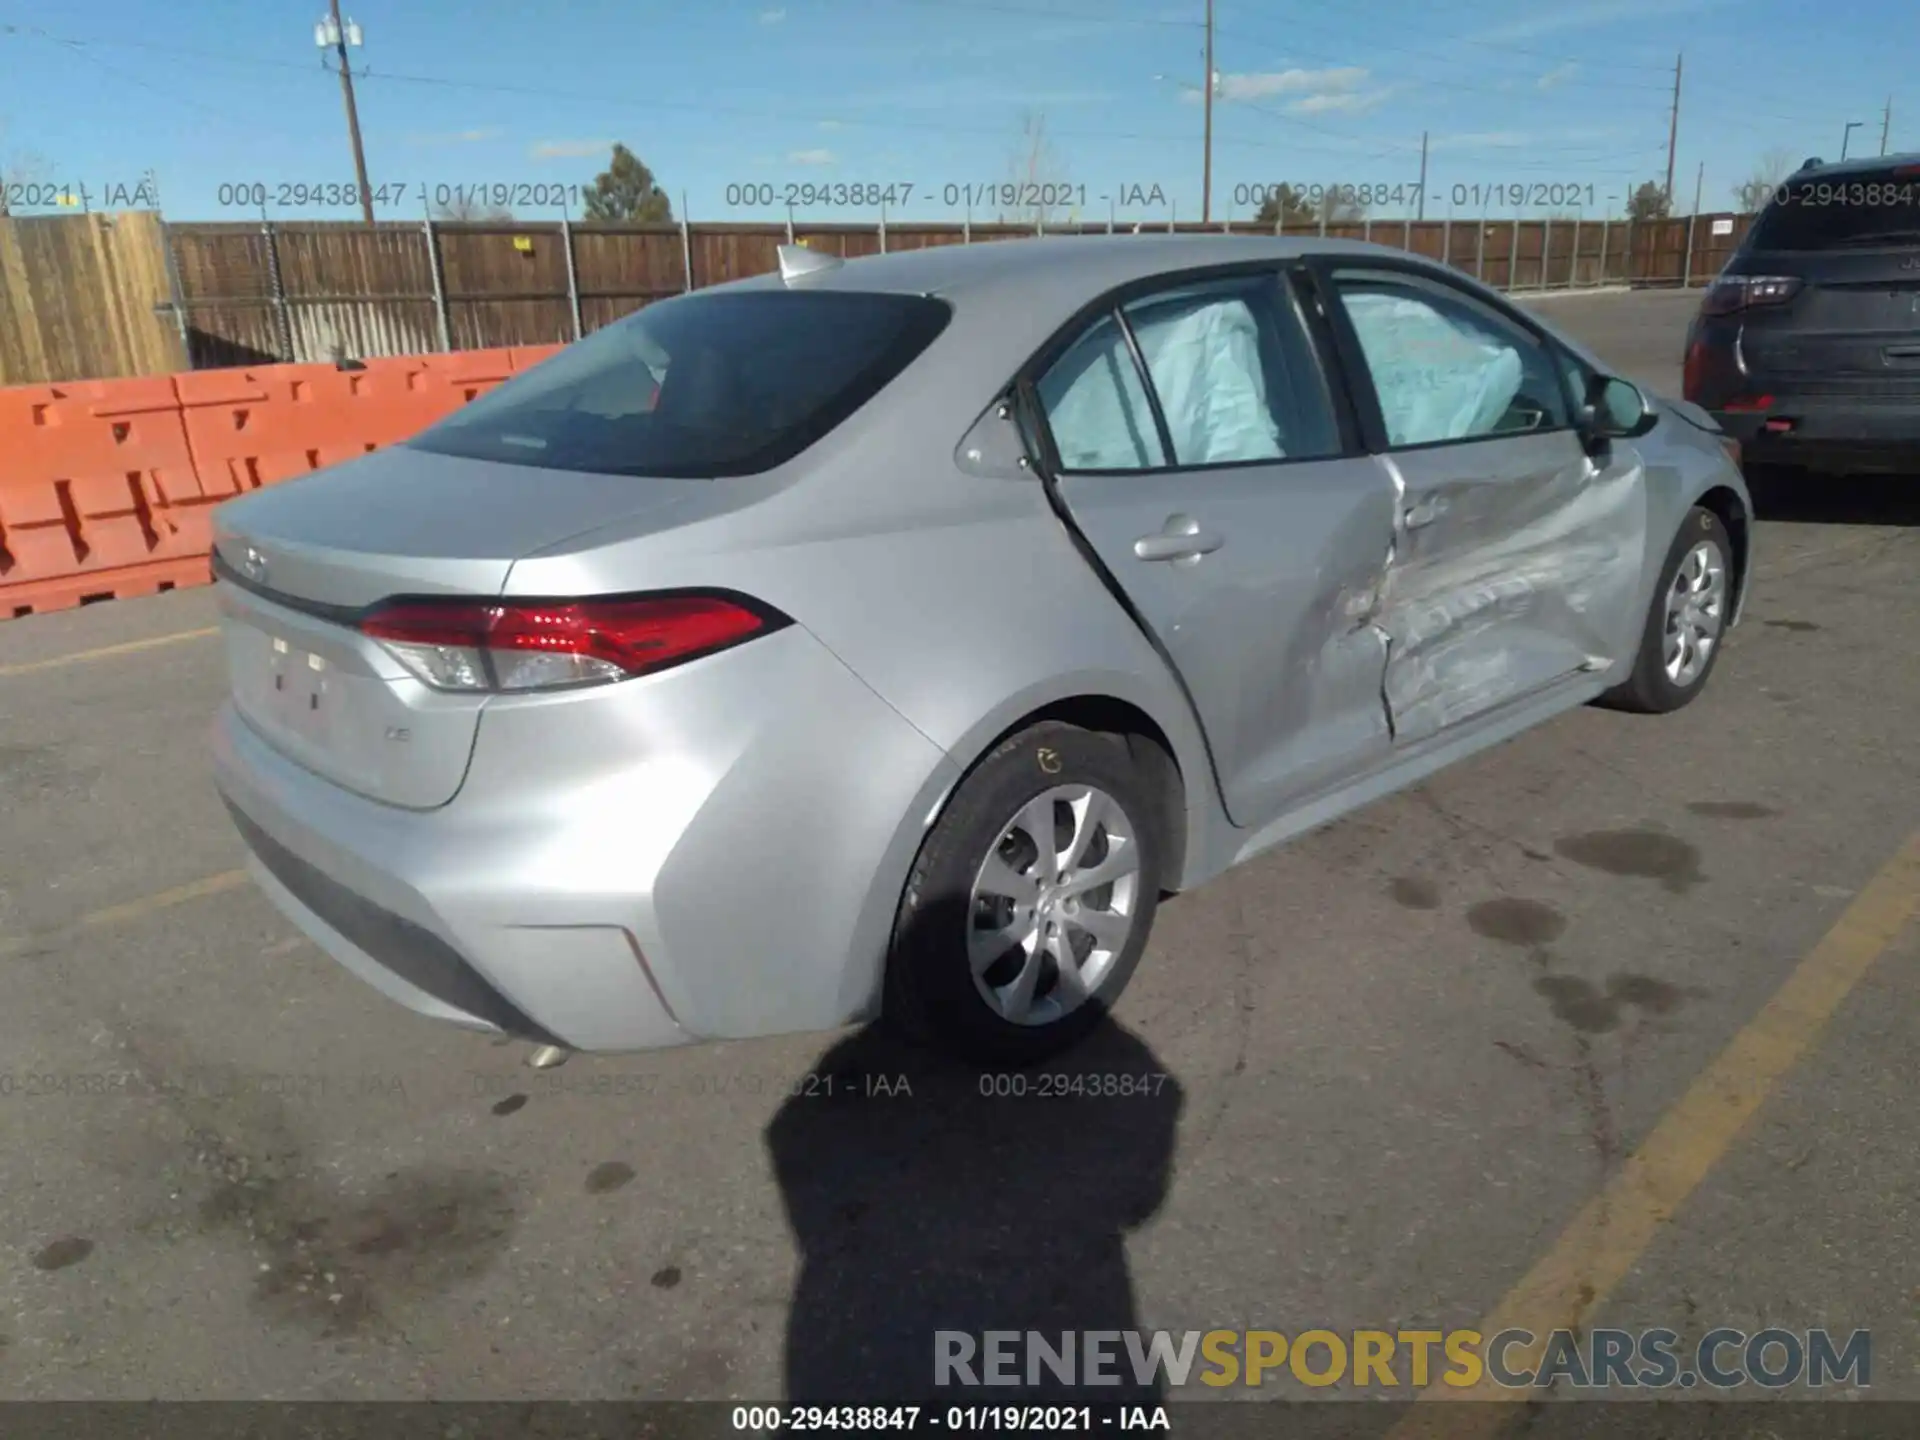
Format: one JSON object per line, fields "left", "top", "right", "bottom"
{"left": 1685, "top": 152, "right": 1920, "bottom": 476}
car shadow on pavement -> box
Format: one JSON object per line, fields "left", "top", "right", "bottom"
{"left": 1746, "top": 468, "right": 1920, "bottom": 527}
{"left": 764, "top": 1016, "right": 1183, "bottom": 1406}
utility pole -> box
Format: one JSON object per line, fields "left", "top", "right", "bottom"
{"left": 1692, "top": 160, "right": 1704, "bottom": 216}
{"left": 1417, "top": 129, "right": 1429, "bottom": 221}
{"left": 1882, "top": 97, "right": 1893, "bottom": 155}
{"left": 318, "top": 0, "right": 376, "bottom": 224}
{"left": 1663, "top": 52, "right": 1682, "bottom": 206}
{"left": 1201, "top": 0, "right": 1214, "bottom": 225}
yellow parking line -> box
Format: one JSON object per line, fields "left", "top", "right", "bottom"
{"left": 1389, "top": 828, "right": 1920, "bottom": 1437}
{"left": 0, "top": 869, "right": 250, "bottom": 960}
{"left": 0, "top": 626, "right": 219, "bottom": 678}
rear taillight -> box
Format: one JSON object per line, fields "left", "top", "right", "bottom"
{"left": 358, "top": 592, "right": 785, "bottom": 693}
{"left": 1683, "top": 339, "right": 1708, "bottom": 401}
{"left": 1699, "top": 275, "right": 1803, "bottom": 316}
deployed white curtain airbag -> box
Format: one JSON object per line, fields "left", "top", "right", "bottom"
{"left": 1129, "top": 296, "right": 1285, "bottom": 464}
{"left": 1343, "top": 291, "right": 1525, "bottom": 446}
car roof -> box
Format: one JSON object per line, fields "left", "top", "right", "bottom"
{"left": 1781, "top": 150, "right": 1920, "bottom": 182}
{"left": 718, "top": 232, "right": 1423, "bottom": 313}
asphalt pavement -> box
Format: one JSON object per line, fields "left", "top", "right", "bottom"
{"left": 0, "top": 288, "right": 1915, "bottom": 1418}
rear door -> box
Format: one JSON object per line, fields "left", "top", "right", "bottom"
{"left": 1029, "top": 266, "right": 1400, "bottom": 829}
{"left": 1737, "top": 166, "right": 1920, "bottom": 393}
{"left": 1317, "top": 262, "right": 1648, "bottom": 748}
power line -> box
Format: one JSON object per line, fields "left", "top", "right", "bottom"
{"left": 0, "top": 23, "right": 319, "bottom": 73}
{"left": 0, "top": 17, "right": 1729, "bottom": 188}
{"left": 1210, "top": 15, "right": 1674, "bottom": 92}
{"left": 901, "top": 0, "right": 1675, "bottom": 73}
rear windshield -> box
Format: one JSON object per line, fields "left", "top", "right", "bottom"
{"left": 407, "top": 289, "right": 951, "bottom": 477}
{"left": 1747, "top": 169, "right": 1920, "bottom": 251}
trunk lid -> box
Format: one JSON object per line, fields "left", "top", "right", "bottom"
{"left": 212, "top": 445, "right": 707, "bottom": 809}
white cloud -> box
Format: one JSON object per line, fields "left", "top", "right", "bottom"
{"left": 1287, "top": 89, "right": 1391, "bottom": 115}
{"left": 817, "top": 119, "right": 846, "bottom": 131}
{"left": 788, "top": 148, "right": 836, "bottom": 166}
{"left": 529, "top": 139, "right": 612, "bottom": 159}
{"left": 1537, "top": 62, "right": 1579, "bottom": 90}
{"left": 406, "top": 127, "right": 502, "bottom": 146}
{"left": 1209, "top": 66, "right": 1369, "bottom": 103}
{"left": 759, "top": 7, "right": 787, "bottom": 22}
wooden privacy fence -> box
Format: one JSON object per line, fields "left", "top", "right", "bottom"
{"left": 0, "top": 211, "right": 189, "bottom": 386}
{"left": 1, "top": 210, "right": 1757, "bottom": 384}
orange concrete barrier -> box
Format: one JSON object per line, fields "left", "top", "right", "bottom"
{"left": 0, "top": 378, "right": 215, "bottom": 618}
{"left": 509, "top": 344, "right": 566, "bottom": 372}
{"left": 0, "top": 342, "right": 570, "bottom": 620}
{"left": 173, "top": 347, "right": 522, "bottom": 495}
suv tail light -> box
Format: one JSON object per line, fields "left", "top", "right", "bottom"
{"left": 359, "top": 592, "right": 788, "bottom": 692}
{"left": 1700, "top": 275, "right": 1803, "bottom": 316}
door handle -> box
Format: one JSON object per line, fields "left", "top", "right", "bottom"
{"left": 1402, "top": 496, "right": 1449, "bottom": 530}
{"left": 1134, "top": 515, "right": 1225, "bottom": 562}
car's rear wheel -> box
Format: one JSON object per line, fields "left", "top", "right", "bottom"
{"left": 882, "top": 721, "right": 1165, "bottom": 1066}
{"left": 1598, "top": 505, "right": 1734, "bottom": 714}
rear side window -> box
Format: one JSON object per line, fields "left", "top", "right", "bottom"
{"left": 1036, "top": 313, "right": 1169, "bottom": 471}
{"left": 408, "top": 290, "right": 951, "bottom": 477}
{"left": 1035, "top": 273, "right": 1340, "bottom": 473}
{"left": 1748, "top": 171, "right": 1920, "bottom": 251}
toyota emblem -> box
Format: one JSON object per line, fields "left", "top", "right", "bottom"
{"left": 241, "top": 545, "right": 268, "bottom": 583}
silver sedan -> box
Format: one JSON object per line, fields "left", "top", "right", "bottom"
{"left": 209, "top": 235, "right": 1752, "bottom": 1066}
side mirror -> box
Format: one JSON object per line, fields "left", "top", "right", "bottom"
{"left": 1578, "top": 375, "right": 1657, "bottom": 451}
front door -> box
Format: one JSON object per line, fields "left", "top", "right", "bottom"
{"left": 1031, "top": 268, "right": 1400, "bottom": 828}
{"left": 1320, "top": 264, "right": 1650, "bottom": 747}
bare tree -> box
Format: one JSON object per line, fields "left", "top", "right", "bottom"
{"left": 1733, "top": 147, "right": 1797, "bottom": 214}
{"left": 433, "top": 196, "right": 514, "bottom": 222}
{"left": 1254, "top": 184, "right": 1366, "bottom": 230}
{"left": 1322, "top": 191, "right": 1368, "bottom": 225}
{"left": 999, "top": 110, "right": 1072, "bottom": 228}
{"left": 0, "top": 122, "right": 51, "bottom": 216}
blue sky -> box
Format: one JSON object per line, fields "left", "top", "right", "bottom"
{"left": 0, "top": 0, "right": 1911, "bottom": 224}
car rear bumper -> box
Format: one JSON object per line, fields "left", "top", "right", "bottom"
{"left": 211, "top": 624, "right": 960, "bottom": 1052}
{"left": 1711, "top": 398, "right": 1920, "bottom": 474}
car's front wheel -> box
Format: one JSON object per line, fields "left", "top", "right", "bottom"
{"left": 1599, "top": 504, "right": 1735, "bottom": 714}
{"left": 882, "top": 721, "right": 1165, "bottom": 1066}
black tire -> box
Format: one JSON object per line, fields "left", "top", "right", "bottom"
{"left": 881, "top": 721, "right": 1166, "bottom": 1067}
{"left": 1597, "top": 505, "right": 1734, "bottom": 714}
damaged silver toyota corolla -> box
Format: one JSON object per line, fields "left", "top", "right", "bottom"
{"left": 208, "top": 235, "right": 1752, "bottom": 1067}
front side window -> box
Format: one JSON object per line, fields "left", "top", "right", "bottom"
{"left": 1332, "top": 271, "right": 1571, "bottom": 448}
{"left": 408, "top": 289, "right": 951, "bottom": 478}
